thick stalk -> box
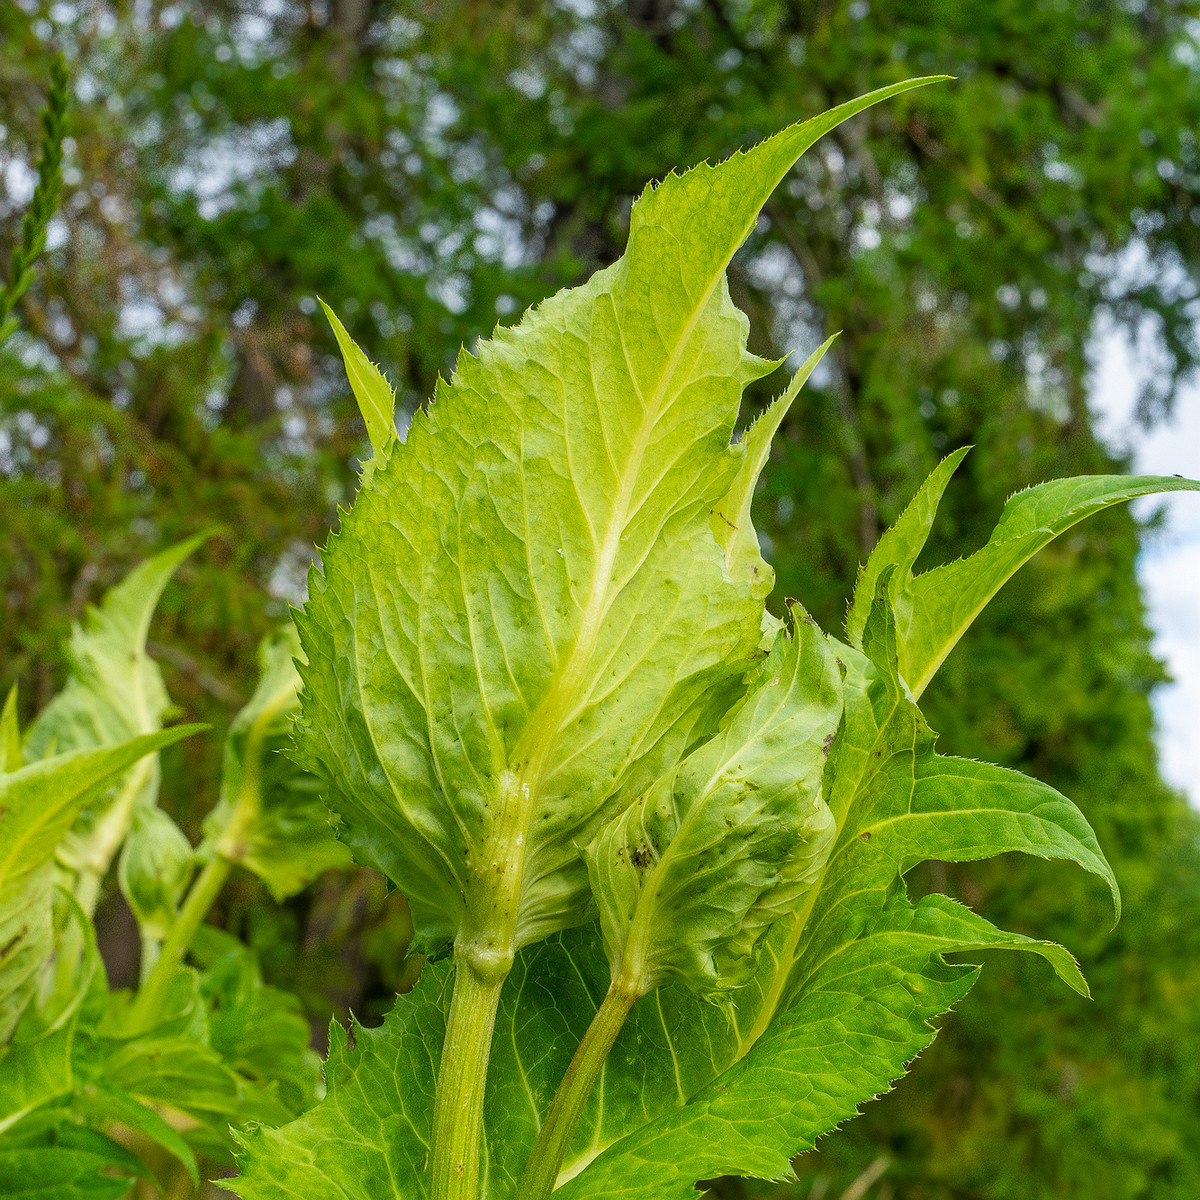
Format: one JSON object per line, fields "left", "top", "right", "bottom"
{"left": 126, "top": 853, "right": 230, "bottom": 1031}
{"left": 519, "top": 977, "right": 640, "bottom": 1200}
{"left": 430, "top": 956, "right": 506, "bottom": 1200}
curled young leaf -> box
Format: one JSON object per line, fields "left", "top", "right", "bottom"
{"left": 585, "top": 609, "right": 841, "bottom": 997}
{"left": 319, "top": 299, "right": 398, "bottom": 472}
{"left": 711, "top": 337, "right": 837, "bottom": 600}
{"left": 118, "top": 807, "right": 194, "bottom": 941}
{"left": 0, "top": 688, "right": 20, "bottom": 775}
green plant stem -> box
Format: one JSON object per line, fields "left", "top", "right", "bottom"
{"left": 429, "top": 956, "right": 507, "bottom": 1200}
{"left": 138, "top": 932, "right": 161, "bottom": 987}
{"left": 519, "top": 977, "right": 640, "bottom": 1200}
{"left": 126, "top": 687, "right": 282, "bottom": 1032}
{"left": 126, "top": 853, "right": 230, "bottom": 1031}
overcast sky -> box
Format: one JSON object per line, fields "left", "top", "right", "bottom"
{"left": 1090, "top": 327, "right": 1200, "bottom": 806}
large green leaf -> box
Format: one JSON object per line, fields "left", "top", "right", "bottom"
{"left": 230, "top": 968, "right": 446, "bottom": 1200}
{"left": 0, "top": 726, "right": 204, "bottom": 1043}
{"left": 24, "top": 536, "right": 206, "bottom": 905}
{"left": 204, "top": 627, "right": 350, "bottom": 900}
{"left": 231, "top": 86, "right": 1164, "bottom": 1199}
{"left": 293, "top": 78, "right": 943, "bottom": 968}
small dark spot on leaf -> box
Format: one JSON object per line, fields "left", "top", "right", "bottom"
{"left": 860, "top": 831, "right": 871, "bottom": 841}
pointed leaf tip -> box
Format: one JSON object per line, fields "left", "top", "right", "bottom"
{"left": 712, "top": 333, "right": 838, "bottom": 594}
{"left": 319, "top": 298, "right": 398, "bottom": 460}
{"left": 1, "top": 685, "right": 20, "bottom": 774}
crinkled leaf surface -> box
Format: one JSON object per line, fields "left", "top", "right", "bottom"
{"left": 0, "top": 727, "right": 203, "bottom": 1043}
{"left": 231, "top": 589, "right": 1111, "bottom": 1197}
{"left": 585, "top": 613, "right": 841, "bottom": 994}
{"left": 205, "top": 627, "right": 350, "bottom": 900}
{"left": 292, "top": 80, "right": 941, "bottom": 960}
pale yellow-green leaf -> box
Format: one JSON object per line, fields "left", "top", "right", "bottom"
{"left": 711, "top": 336, "right": 837, "bottom": 599}
{"left": 319, "top": 298, "right": 397, "bottom": 462}
{"left": 23, "top": 536, "right": 206, "bottom": 904}
{"left": 0, "top": 687, "right": 20, "bottom": 775}
{"left": 0, "top": 727, "right": 204, "bottom": 1043}
{"left": 294, "top": 78, "right": 947, "bottom": 970}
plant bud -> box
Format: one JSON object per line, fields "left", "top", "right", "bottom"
{"left": 119, "top": 805, "right": 194, "bottom": 939}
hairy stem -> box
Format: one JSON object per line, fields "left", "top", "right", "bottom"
{"left": 519, "top": 977, "right": 640, "bottom": 1200}
{"left": 430, "top": 956, "right": 506, "bottom": 1200}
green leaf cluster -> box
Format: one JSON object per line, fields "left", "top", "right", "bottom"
{"left": 233, "top": 87, "right": 1200, "bottom": 1199}
{"left": 5, "top": 4, "right": 1200, "bottom": 1195}
{"left": 0, "top": 548, "right": 345, "bottom": 1197}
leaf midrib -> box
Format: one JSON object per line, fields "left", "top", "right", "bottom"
{"left": 486, "top": 231, "right": 762, "bottom": 945}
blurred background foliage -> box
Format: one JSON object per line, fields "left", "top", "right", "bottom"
{"left": 3, "top": 1, "right": 1200, "bottom": 1196}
